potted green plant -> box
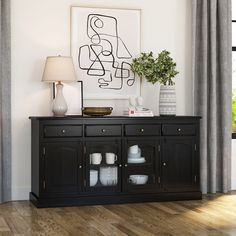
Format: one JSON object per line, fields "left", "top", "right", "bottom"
{"left": 131, "top": 50, "right": 179, "bottom": 115}
{"left": 155, "top": 50, "right": 179, "bottom": 115}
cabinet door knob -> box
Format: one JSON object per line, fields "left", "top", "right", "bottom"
{"left": 79, "top": 165, "right": 82, "bottom": 169}
{"left": 177, "top": 128, "right": 181, "bottom": 132}
{"left": 124, "top": 164, "right": 128, "bottom": 167}
{"left": 140, "top": 128, "right": 144, "bottom": 133}
{"left": 62, "top": 129, "right": 66, "bottom": 133}
{"left": 119, "top": 164, "right": 122, "bottom": 168}
{"left": 101, "top": 129, "right": 106, "bottom": 133}
{"left": 163, "top": 162, "right": 167, "bottom": 166}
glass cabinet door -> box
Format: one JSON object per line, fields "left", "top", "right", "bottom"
{"left": 123, "top": 139, "right": 160, "bottom": 193}
{"left": 85, "top": 140, "right": 121, "bottom": 193}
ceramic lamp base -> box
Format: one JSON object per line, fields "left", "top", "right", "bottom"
{"left": 52, "top": 82, "right": 68, "bottom": 117}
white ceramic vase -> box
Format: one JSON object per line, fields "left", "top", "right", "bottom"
{"left": 159, "top": 85, "right": 176, "bottom": 116}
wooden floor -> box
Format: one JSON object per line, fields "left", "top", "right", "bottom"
{"left": 1, "top": 193, "right": 236, "bottom": 236}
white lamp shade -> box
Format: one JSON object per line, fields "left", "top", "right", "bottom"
{"left": 42, "top": 56, "right": 77, "bottom": 83}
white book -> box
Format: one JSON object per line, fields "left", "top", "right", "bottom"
{"left": 123, "top": 109, "right": 154, "bottom": 117}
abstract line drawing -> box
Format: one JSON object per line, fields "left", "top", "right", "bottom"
{"left": 71, "top": 7, "right": 140, "bottom": 98}
{"left": 78, "top": 14, "right": 135, "bottom": 90}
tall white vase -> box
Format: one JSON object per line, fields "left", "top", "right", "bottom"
{"left": 159, "top": 85, "right": 176, "bottom": 116}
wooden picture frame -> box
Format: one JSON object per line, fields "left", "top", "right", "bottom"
{"left": 70, "top": 6, "right": 141, "bottom": 99}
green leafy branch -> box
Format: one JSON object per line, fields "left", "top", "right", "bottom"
{"left": 131, "top": 50, "right": 179, "bottom": 85}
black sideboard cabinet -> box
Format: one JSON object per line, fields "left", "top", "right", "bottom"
{"left": 29, "top": 116, "right": 201, "bottom": 208}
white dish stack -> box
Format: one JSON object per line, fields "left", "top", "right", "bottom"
{"left": 127, "top": 145, "right": 146, "bottom": 164}
{"left": 90, "top": 170, "right": 98, "bottom": 186}
{"left": 100, "top": 167, "right": 118, "bottom": 186}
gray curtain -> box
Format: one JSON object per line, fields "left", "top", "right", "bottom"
{"left": 0, "top": 0, "right": 11, "bottom": 202}
{"left": 192, "top": 0, "right": 232, "bottom": 194}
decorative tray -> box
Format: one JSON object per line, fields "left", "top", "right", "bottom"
{"left": 82, "top": 107, "right": 113, "bottom": 116}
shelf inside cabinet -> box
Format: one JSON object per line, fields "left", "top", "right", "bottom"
{"left": 89, "top": 163, "right": 118, "bottom": 168}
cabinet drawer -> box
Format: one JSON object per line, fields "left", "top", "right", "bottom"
{"left": 86, "top": 125, "right": 121, "bottom": 137}
{"left": 162, "top": 124, "right": 196, "bottom": 136}
{"left": 44, "top": 125, "right": 82, "bottom": 137}
{"left": 125, "top": 125, "right": 161, "bottom": 136}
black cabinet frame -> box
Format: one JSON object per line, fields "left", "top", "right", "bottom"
{"left": 30, "top": 116, "right": 201, "bottom": 208}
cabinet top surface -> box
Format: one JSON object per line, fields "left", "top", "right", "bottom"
{"left": 29, "top": 115, "right": 201, "bottom": 120}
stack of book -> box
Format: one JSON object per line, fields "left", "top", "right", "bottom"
{"left": 124, "top": 108, "right": 154, "bottom": 117}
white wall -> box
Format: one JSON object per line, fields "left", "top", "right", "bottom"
{"left": 232, "top": 0, "right": 236, "bottom": 191}
{"left": 232, "top": 141, "right": 236, "bottom": 190}
{"left": 11, "top": 0, "right": 193, "bottom": 200}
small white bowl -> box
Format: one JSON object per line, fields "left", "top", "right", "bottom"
{"left": 129, "top": 145, "right": 139, "bottom": 154}
{"left": 129, "top": 175, "right": 148, "bottom": 185}
{"left": 128, "top": 150, "right": 141, "bottom": 159}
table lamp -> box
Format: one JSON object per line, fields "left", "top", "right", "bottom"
{"left": 42, "top": 56, "right": 77, "bottom": 117}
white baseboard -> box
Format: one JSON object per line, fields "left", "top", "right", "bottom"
{"left": 12, "top": 186, "right": 30, "bottom": 201}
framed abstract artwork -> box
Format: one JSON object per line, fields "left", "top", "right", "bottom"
{"left": 71, "top": 6, "right": 141, "bottom": 99}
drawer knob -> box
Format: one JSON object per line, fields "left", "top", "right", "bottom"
{"left": 62, "top": 129, "right": 66, "bottom": 133}
{"left": 140, "top": 128, "right": 144, "bottom": 133}
{"left": 163, "top": 162, "right": 167, "bottom": 166}
{"left": 124, "top": 164, "right": 128, "bottom": 167}
{"left": 177, "top": 128, "right": 181, "bottom": 132}
{"left": 79, "top": 165, "right": 82, "bottom": 169}
{"left": 119, "top": 164, "right": 122, "bottom": 168}
{"left": 101, "top": 129, "right": 106, "bottom": 133}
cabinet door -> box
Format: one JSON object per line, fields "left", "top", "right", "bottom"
{"left": 161, "top": 137, "right": 198, "bottom": 192}
{"left": 42, "top": 142, "right": 82, "bottom": 195}
{"left": 123, "top": 138, "right": 160, "bottom": 193}
{"left": 85, "top": 139, "right": 121, "bottom": 193}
